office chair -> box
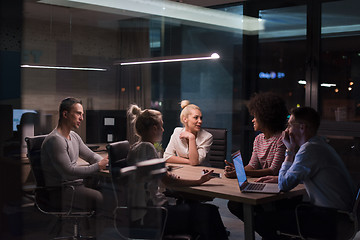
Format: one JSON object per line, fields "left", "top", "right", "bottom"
{"left": 106, "top": 140, "right": 130, "bottom": 209}
{"left": 277, "top": 187, "right": 360, "bottom": 240}
{"left": 137, "top": 159, "right": 197, "bottom": 240}
{"left": 112, "top": 159, "right": 168, "bottom": 240}
{"left": 106, "top": 140, "right": 130, "bottom": 178}
{"left": 106, "top": 143, "right": 194, "bottom": 240}
{"left": 202, "top": 128, "right": 227, "bottom": 168}
{"left": 25, "top": 135, "right": 95, "bottom": 240}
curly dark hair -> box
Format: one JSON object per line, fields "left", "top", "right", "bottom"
{"left": 248, "top": 92, "right": 288, "bottom": 133}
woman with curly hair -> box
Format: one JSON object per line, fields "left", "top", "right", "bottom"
{"left": 225, "top": 92, "right": 288, "bottom": 178}
{"left": 225, "top": 92, "right": 290, "bottom": 223}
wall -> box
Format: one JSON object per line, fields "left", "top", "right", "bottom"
{"left": 181, "top": 26, "right": 238, "bottom": 160}
{"left": 21, "top": 11, "right": 152, "bottom": 141}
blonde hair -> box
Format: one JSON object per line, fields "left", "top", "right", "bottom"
{"left": 127, "top": 104, "right": 162, "bottom": 140}
{"left": 179, "top": 100, "right": 201, "bottom": 125}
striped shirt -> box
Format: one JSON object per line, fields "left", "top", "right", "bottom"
{"left": 248, "top": 133, "right": 286, "bottom": 174}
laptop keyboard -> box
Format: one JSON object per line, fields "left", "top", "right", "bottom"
{"left": 247, "top": 183, "right": 266, "bottom": 191}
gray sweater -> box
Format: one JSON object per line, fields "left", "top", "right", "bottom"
{"left": 41, "top": 129, "right": 102, "bottom": 186}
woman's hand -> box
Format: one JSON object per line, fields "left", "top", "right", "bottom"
{"left": 199, "top": 169, "right": 215, "bottom": 184}
{"left": 179, "top": 131, "right": 195, "bottom": 140}
{"left": 168, "top": 172, "right": 180, "bottom": 180}
{"left": 180, "top": 130, "right": 199, "bottom": 165}
{"left": 255, "top": 175, "right": 278, "bottom": 183}
{"left": 224, "top": 160, "right": 237, "bottom": 178}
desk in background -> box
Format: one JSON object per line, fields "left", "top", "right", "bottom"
{"left": 167, "top": 163, "right": 306, "bottom": 240}
{"left": 77, "top": 143, "right": 108, "bottom": 166}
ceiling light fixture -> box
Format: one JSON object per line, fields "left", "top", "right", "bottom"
{"left": 298, "top": 80, "right": 306, "bottom": 85}
{"left": 298, "top": 80, "right": 337, "bottom": 88}
{"left": 114, "top": 53, "right": 220, "bottom": 66}
{"left": 320, "top": 83, "right": 336, "bottom": 88}
{"left": 38, "top": 0, "right": 264, "bottom": 33}
{"left": 21, "top": 64, "right": 107, "bottom": 71}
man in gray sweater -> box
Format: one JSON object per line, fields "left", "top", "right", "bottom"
{"left": 41, "top": 97, "right": 108, "bottom": 211}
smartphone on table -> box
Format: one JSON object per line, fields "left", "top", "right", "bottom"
{"left": 203, "top": 170, "right": 222, "bottom": 178}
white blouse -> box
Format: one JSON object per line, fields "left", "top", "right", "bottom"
{"left": 163, "top": 127, "right": 213, "bottom": 166}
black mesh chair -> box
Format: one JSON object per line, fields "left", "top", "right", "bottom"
{"left": 106, "top": 140, "right": 130, "bottom": 208}
{"left": 106, "top": 140, "right": 130, "bottom": 178}
{"left": 25, "top": 135, "right": 95, "bottom": 239}
{"left": 112, "top": 159, "right": 168, "bottom": 240}
{"left": 202, "top": 128, "right": 227, "bottom": 168}
{"left": 107, "top": 142, "right": 193, "bottom": 240}
{"left": 277, "top": 187, "right": 360, "bottom": 240}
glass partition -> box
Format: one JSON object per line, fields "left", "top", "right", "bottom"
{"left": 320, "top": 0, "right": 360, "bottom": 185}
{"left": 21, "top": 1, "right": 251, "bottom": 154}
{"left": 18, "top": 1, "right": 251, "bottom": 237}
{"left": 321, "top": 0, "right": 360, "bottom": 123}
{"left": 1, "top": 0, "right": 359, "bottom": 238}
{"left": 258, "top": 5, "right": 307, "bottom": 109}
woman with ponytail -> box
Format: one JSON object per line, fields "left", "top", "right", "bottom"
{"left": 164, "top": 100, "right": 213, "bottom": 166}
{"left": 127, "top": 105, "right": 164, "bottom": 165}
{"left": 126, "top": 104, "right": 228, "bottom": 240}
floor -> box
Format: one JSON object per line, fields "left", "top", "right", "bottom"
{"left": 4, "top": 196, "right": 360, "bottom": 240}
{"left": 213, "top": 198, "right": 360, "bottom": 240}
{"left": 212, "top": 198, "right": 261, "bottom": 240}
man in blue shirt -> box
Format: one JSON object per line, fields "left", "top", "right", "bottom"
{"left": 255, "top": 107, "right": 356, "bottom": 239}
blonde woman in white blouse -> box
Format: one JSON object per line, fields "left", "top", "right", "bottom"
{"left": 164, "top": 100, "right": 213, "bottom": 166}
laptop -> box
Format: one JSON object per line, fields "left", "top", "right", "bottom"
{"left": 232, "top": 150, "right": 280, "bottom": 193}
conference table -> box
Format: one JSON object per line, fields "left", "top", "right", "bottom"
{"left": 80, "top": 150, "right": 306, "bottom": 240}
{"left": 165, "top": 163, "right": 307, "bottom": 240}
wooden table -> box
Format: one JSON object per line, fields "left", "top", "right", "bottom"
{"left": 166, "top": 163, "right": 307, "bottom": 240}
{"left": 77, "top": 143, "right": 108, "bottom": 166}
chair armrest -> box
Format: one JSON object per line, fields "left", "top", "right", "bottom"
{"left": 35, "top": 185, "right": 76, "bottom": 215}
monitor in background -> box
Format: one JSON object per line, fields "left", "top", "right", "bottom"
{"left": 86, "top": 110, "right": 127, "bottom": 143}
{"left": 13, "top": 109, "right": 38, "bottom": 131}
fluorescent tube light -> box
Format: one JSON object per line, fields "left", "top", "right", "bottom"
{"left": 298, "top": 80, "right": 306, "bottom": 85}
{"left": 21, "top": 65, "right": 107, "bottom": 71}
{"left": 320, "top": 83, "right": 336, "bottom": 87}
{"left": 115, "top": 53, "right": 220, "bottom": 66}
{"left": 298, "top": 80, "right": 337, "bottom": 88}
{"left": 38, "top": 0, "right": 264, "bottom": 33}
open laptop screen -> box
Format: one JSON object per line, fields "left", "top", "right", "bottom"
{"left": 231, "top": 150, "right": 247, "bottom": 187}
{"left": 231, "top": 150, "right": 281, "bottom": 194}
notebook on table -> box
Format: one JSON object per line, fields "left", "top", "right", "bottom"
{"left": 232, "top": 150, "right": 280, "bottom": 193}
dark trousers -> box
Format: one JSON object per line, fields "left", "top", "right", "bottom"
{"left": 164, "top": 202, "right": 229, "bottom": 240}
{"left": 62, "top": 184, "right": 103, "bottom": 212}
